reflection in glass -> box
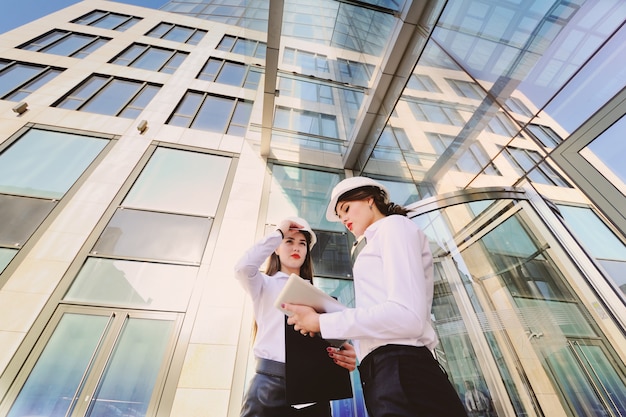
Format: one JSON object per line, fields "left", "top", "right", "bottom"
{"left": 310, "top": 231, "right": 353, "bottom": 279}
{"left": 557, "top": 204, "right": 626, "bottom": 295}
{"left": 123, "top": 148, "right": 231, "bottom": 217}
{"left": 93, "top": 209, "right": 212, "bottom": 264}
{"left": 87, "top": 318, "right": 174, "bottom": 417}
{"left": 0, "top": 129, "right": 108, "bottom": 199}
{"left": 65, "top": 258, "right": 198, "bottom": 311}
{"left": 7, "top": 313, "right": 109, "bottom": 417}
{"left": 536, "top": 13, "right": 626, "bottom": 135}
{"left": 268, "top": 165, "right": 343, "bottom": 231}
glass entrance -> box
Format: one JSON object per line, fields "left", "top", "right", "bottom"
{"left": 3, "top": 306, "right": 180, "bottom": 417}
{"left": 410, "top": 188, "right": 626, "bottom": 417}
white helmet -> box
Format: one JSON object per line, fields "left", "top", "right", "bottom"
{"left": 283, "top": 216, "right": 317, "bottom": 248}
{"left": 325, "top": 176, "right": 388, "bottom": 222}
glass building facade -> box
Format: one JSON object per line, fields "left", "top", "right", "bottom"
{"left": 0, "top": 0, "right": 625, "bottom": 416}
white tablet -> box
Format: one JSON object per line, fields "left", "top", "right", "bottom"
{"left": 274, "top": 273, "right": 346, "bottom": 316}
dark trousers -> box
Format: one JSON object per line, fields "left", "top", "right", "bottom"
{"left": 358, "top": 345, "right": 468, "bottom": 417}
{"left": 240, "top": 359, "right": 332, "bottom": 417}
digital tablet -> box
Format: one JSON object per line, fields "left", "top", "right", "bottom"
{"left": 275, "top": 273, "right": 346, "bottom": 316}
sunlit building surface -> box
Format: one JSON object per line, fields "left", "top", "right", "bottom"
{"left": 0, "top": 0, "right": 625, "bottom": 416}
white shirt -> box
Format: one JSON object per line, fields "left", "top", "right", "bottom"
{"left": 234, "top": 230, "right": 289, "bottom": 363}
{"left": 319, "top": 215, "right": 438, "bottom": 361}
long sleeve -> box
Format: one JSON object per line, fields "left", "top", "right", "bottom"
{"left": 234, "top": 230, "right": 283, "bottom": 299}
{"left": 233, "top": 230, "right": 290, "bottom": 362}
{"left": 319, "top": 215, "right": 438, "bottom": 360}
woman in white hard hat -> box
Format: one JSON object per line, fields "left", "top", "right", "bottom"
{"left": 234, "top": 216, "right": 356, "bottom": 417}
{"left": 284, "top": 178, "right": 468, "bottom": 417}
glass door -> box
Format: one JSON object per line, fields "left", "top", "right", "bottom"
{"left": 2, "top": 305, "right": 181, "bottom": 417}
{"left": 545, "top": 339, "right": 626, "bottom": 417}
{"left": 410, "top": 188, "right": 626, "bottom": 417}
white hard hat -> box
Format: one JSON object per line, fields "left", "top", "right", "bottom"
{"left": 285, "top": 216, "right": 317, "bottom": 248}
{"left": 325, "top": 176, "right": 388, "bottom": 222}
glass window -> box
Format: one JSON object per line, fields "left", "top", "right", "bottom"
{"left": 146, "top": 23, "right": 207, "bottom": 44}
{"left": 217, "top": 61, "right": 247, "bottom": 85}
{"left": 72, "top": 10, "right": 141, "bottom": 31}
{"left": 278, "top": 77, "right": 334, "bottom": 104}
{"left": 217, "top": 35, "right": 266, "bottom": 58}
{"left": 65, "top": 258, "right": 198, "bottom": 311}
{"left": 408, "top": 100, "right": 466, "bottom": 126}
{"left": 447, "top": 79, "right": 485, "bottom": 100}
{"left": 92, "top": 147, "right": 231, "bottom": 265}
{"left": 0, "top": 61, "right": 63, "bottom": 101}
{"left": 267, "top": 165, "right": 343, "bottom": 232}
{"left": 505, "top": 97, "right": 533, "bottom": 117}
{"left": 485, "top": 112, "right": 520, "bottom": 137}
{"left": 337, "top": 58, "right": 372, "bottom": 86}
{"left": 407, "top": 74, "right": 441, "bottom": 93}
{"left": 56, "top": 75, "right": 161, "bottom": 118}
{"left": 0, "top": 129, "right": 109, "bottom": 199}
{"left": 198, "top": 58, "right": 255, "bottom": 88}
{"left": 243, "top": 69, "right": 262, "bottom": 90}
{"left": 310, "top": 230, "right": 353, "bottom": 279}
{"left": 0, "top": 248, "right": 17, "bottom": 274}
{"left": 167, "top": 91, "right": 253, "bottom": 135}
{"left": 557, "top": 204, "right": 626, "bottom": 296}
{"left": 377, "top": 178, "right": 421, "bottom": 207}
{"left": 502, "top": 147, "right": 570, "bottom": 187}
{"left": 282, "top": 47, "right": 329, "bottom": 74}
{"left": 92, "top": 208, "right": 212, "bottom": 264}
{"left": 111, "top": 44, "right": 188, "bottom": 73}
{"left": 584, "top": 115, "right": 626, "bottom": 194}
{"left": 527, "top": 123, "right": 563, "bottom": 148}
{"left": 123, "top": 148, "right": 231, "bottom": 216}
{"left": 197, "top": 57, "right": 222, "bottom": 81}
{"left": 426, "top": 132, "right": 500, "bottom": 176}
{"left": 274, "top": 107, "right": 339, "bottom": 139}
{"left": 19, "top": 30, "right": 109, "bottom": 58}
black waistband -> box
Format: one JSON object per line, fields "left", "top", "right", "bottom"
{"left": 256, "top": 358, "right": 285, "bottom": 378}
{"left": 360, "top": 344, "right": 430, "bottom": 369}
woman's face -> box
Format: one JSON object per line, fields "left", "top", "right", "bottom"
{"left": 336, "top": 197, "right": 377, "bottom": 237}
{"left": 275, "top": 230, "right": 308, "bottom": 275}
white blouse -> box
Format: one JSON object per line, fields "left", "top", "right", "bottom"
{"left": 234, "top": 230, "right": 289, "bottom": 363}
{"left": 319, "top": 215, "right": 438, "bottom": 361}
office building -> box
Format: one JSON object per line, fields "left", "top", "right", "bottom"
{"left": 0, "top": 0, "right": 625, "bottom": 416}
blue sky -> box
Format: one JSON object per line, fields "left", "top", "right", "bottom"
{"left": 1, "top": 0, "right": 162, "bottom": 34}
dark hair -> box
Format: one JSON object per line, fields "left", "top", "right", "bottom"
{"left": 265, "top": 230, "right": 314, "bottom": 281}
{"left": 337, "top": 185, "right": 410, "bottom": 217}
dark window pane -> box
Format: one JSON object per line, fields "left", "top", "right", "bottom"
{"left": 310, "top": 231, "right": 353, "bottom": 279}
{"left": 93, "top": 208, "right": 212, "bottom": 263}
{"left": 0, "top": 194, "right": 56, "bottom": 246}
